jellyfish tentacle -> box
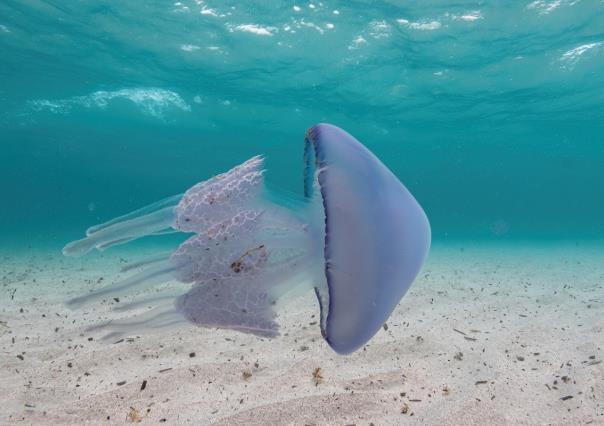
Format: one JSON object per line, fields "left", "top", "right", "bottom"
{"left": 111, "top": 289, "right": 184, "bottom": 312}
{"left": 99, "top": 319, "right": 184, "bottom": 342}
{"left": 104, "top": 306, "right": 180, "bottom": 328}
{"left": 120, "top": 251, "right": 173, "bottom": 272}
{"left": 95, "top": 236, "right": 138, "bottom": 251}
{"left": 62, "top": 206, "right": 176, "bottom": 257}
{"left": 87, "top": 305, "right": 184, "bottom": 341}
{"left": 66, "top": 259, "right": 178, "bottom": 308}
{"left": 86, "top": 194, "right": 182, "bottom": 236}
{"left": 149, "top": 228, "right": 179, "bottom": 236}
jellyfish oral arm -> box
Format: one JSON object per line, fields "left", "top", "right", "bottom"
{"left": 62, "top": 155, "right": 323, "bottom": 341}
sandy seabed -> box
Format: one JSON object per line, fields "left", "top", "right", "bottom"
{"left": 1, "top": 242, "right": 603, "bottom": 425}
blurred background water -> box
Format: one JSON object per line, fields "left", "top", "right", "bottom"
{"left": 1, "top": 0, "right": 603, "bottom": 249}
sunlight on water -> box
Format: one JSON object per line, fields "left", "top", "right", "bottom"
{"left": 1, "top": 1, "right": 603, "bottom": 243}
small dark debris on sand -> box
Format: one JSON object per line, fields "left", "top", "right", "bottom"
{"left": 312, "top": 367, "right": 323, "bottom": 386}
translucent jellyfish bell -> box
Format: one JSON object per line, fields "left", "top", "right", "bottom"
{"left": 304, "top": 124, "right": 431, "bottom": 353}
{"left": 63, "top": 124, "right": 430, "bottom": 354}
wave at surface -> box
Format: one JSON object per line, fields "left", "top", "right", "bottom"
{"left": 29, "top": 88, "right": 191, "bottom": 119}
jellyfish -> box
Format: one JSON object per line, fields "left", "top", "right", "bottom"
{"left": 63, "top": 123, "right": 431, "bottom": 354}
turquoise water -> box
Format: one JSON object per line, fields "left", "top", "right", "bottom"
{"left": 1, "top": 0, "right": 604, "bottom": 247}
{"left": 2, "top": 3, "right": 604, "bottom": 423}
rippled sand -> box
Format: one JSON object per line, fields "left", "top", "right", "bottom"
{"left": 1, "top": 243, "right": 602, "bottom": 425}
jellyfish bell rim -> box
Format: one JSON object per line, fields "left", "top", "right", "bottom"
{"left": 304, "top": 123, "right": 431, "bottom": 355}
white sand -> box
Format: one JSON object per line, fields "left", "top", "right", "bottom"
{"left": 1, "top": 242, "right": 603, "bottom": 425}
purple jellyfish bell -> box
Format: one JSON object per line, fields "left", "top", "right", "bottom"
{"left": 304, "top": 124, "right": 431, "bottom": 354}
{"left": 63, "top": 124, "right": 430, "bottom": 354}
